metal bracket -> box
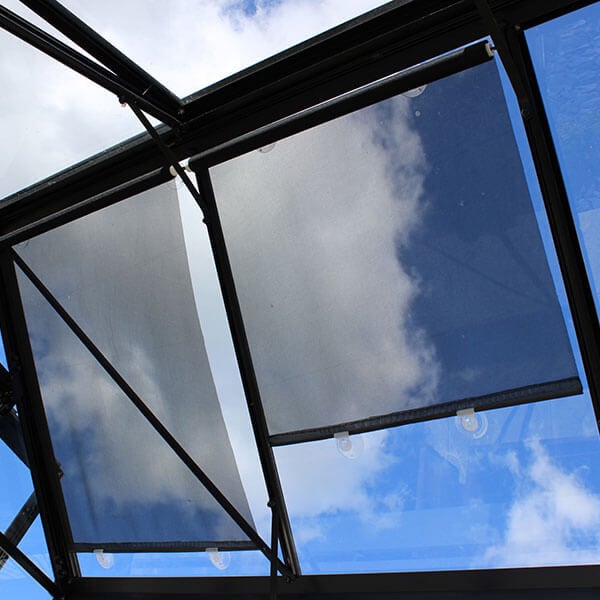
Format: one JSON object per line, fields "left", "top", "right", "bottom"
{"left": 128, "top": 103, "right": 211, "bottom": 220}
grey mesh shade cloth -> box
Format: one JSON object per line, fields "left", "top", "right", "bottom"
{"left": 207, "top": 59, "right": 581, "bottom": 444}
{"left": 14, "top": 182, "right": 255, "bottom": 548}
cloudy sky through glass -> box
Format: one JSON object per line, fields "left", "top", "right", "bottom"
{"left": 1, "top": 1, "right": 599, "bottom": 595}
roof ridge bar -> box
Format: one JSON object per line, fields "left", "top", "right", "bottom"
{"left": 19, "top": 0, "right": 182, "bottom": 116}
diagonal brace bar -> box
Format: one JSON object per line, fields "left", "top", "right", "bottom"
{"left": 12, "top": 251, "right": 293, "bottom": 579}
{"left": 0, "top": 492, "right": 39, "bottom": 571}
{"left": 0, "top": 411, "right": 29, "bottom": 465}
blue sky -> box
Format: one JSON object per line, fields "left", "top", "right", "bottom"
{"left": 1, "top": 1, "right": 599, "bottom": 597}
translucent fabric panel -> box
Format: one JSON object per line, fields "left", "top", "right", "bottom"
{"left": 15, "top": 181, "right": 253, "bottom": 546}
{"left": 275, "top": 393, "right": 600, "bottom": 573}
{"left": 209, "top": 59, "right": 580, "bottom": 439}
{"left": 526, "top": 4, "right": 600, "bottom": 317}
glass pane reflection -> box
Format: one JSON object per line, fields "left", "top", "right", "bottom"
{"left": 527, "top": 4, "right": 600, "bottom": 318}
{"left": 0, "top": 436, "right": 34, "bottom": 533}
{"left": 275, "top": 394, "right": 600, "bottom": 573}
{"left": 0, "top": 558, "right": 50, "bottom": 600}
{"left": 210, "top": 59, "right": 579, "bottom": 441}
{"left": 18, "top": 516, "right": 52, "bottom": 579}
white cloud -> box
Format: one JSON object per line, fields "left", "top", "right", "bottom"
{"left": 275, "top": 431, "right": 393, "bottom": 518}
{"left": 210, "top": 93, "right": 439, "bottom": 435}
{"left": 483, "top": 440, "right": 600, "bottom": 567}
{"left": 57, "top": 0, "right": 388, "bottom": 96}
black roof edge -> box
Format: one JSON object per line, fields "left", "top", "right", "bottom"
{"left": 0, "top": 0, "right": 593, "bottom": 237}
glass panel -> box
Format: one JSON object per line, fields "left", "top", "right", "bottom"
{"left": 526, "top": 3, "right": 600, "bottom": 317}
{"left": 0, "top": 0, "right": 143, "bottom": 200}
{"left": 59, "top": 0, "right": 390, "bottom": 97}
{"left": 18, "top": 516, "right": 52, "bottom": 579}
{"left": 15, "top": 181, "right": 254, "bottom": 546}
{"left": 209, "top": 58, "right": 580, "bottom": 440}
{"left": 0, "top": 433, "right": 34, "bottom": 532}
{"left": 0, "top": 557, "right": 50, "bottom": 600}
{"left": 0, "top": 336, "right": 6, "bottom": 368}
{"left": 275, "top": 394, "right": 600, "bottom": 573}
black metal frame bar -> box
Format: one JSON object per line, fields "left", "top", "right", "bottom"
{"left": 73, "top": 541, "right": 255, "bottom": 554}
{"left": 194, "top": 169, "right": 300, "bottom": 577}
{"left": 270, "top": 378, "right": 581, "bottom": 446}
{"left": 128, "top": 104, "right": 210, "bottom": 218}
{"left": 0, "top": 364, "right": 13, "bottom": 414}
{"left": 0, "top": 4, "right": 180, "bottom": 126}
{"left": 0, "top": 411, "right": 29, "bottom": 464}
{"left": 0, "top": 491, "right": 39, "bottom": 570}
{"left": 189, "top": 41, "right": 494, "bottom": 168}
{"left": 1, "top": 0, "right": 594, "bottom": 236}
{"left": 0, "top": 168, "right": 174, "bottom": 250}
{"left": 19, "top": 0, "right": 181, "bottom": 117}
{"left": 0, "top": 530, "right": 59, "bottom": 597}
{"left": 66, "top": 565, "right": 600, "bottom": 599}
{"left": 269, "top": 503, "right": 280, "bottom": 600}
{"left": 128, "top": 97, "right": 299, "bottom": 580}
{"left": 0, "top": 253, "right": 80, "bottom": 586}
{"left": 12, "top": 251, "right": 292, "bottom": 580}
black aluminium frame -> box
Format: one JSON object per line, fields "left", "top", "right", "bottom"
{"left": 0, "top": 0, "right": 599, "bottom": 599}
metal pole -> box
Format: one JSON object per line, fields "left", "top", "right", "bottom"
{"left": 194, "top": 168, "right": 300, "bottom": 577}
{"left": 0, "top": 252, "right": 80, "bottom": 584}
{"left": 269, "top": 502, "right": 280, "bottom": 600}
